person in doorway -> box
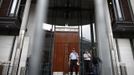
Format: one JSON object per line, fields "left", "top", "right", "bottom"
{"left": 69, "top": 48, "right": 79, "bottom": 75}
{"left": 83, "top": 50, "right": 92, "bottom": 75}
{"left": 92, "top": 55, "right": 101, "bottom": 75}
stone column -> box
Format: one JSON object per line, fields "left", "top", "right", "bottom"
{"left": 95, "top": 0, "right": 113, "bottom": 75}
{"left": 29, "top": 0, "right": 48, "bottom": 75}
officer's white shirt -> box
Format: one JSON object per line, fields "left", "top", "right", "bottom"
{"left": 70, "top": 52, "right": 79, "bottom": 60}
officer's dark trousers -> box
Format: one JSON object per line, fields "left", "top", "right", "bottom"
{"left": 70, "top": 60, "right": 78, "bottom": 75}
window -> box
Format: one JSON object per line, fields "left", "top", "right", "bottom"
{"left": 119, "top": 0, "right": 133, "bottom": 21}
{"left": 0, "top": 0, "right": 3, "bottom": 8}
{"left": 109, "top": 0, "right": 133, "bottom": 21}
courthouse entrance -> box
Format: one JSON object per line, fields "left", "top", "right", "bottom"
{"left": 52, "top": 31, "right": 80, "bottom": 74}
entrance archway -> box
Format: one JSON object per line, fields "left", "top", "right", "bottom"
{"left": 52, "top": 31, "right": 80, "bottom": 74}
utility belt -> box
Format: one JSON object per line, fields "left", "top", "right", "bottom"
{"left": 71, "top": 59, "right": 77, "bottom": 61}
